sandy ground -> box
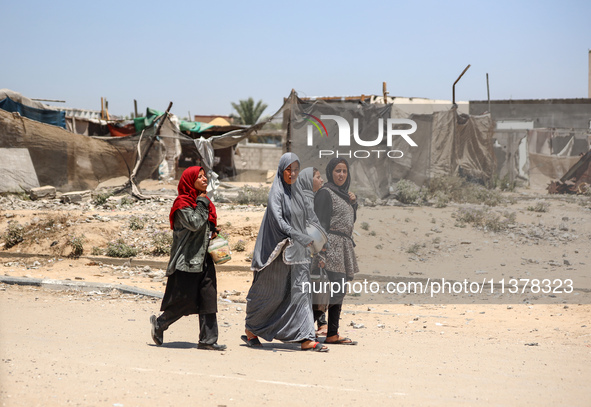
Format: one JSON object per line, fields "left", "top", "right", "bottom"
{"left": 1, "top": 181, "right": 591, "bottom": 406}
{"left": 1, "top": 284, "right": 590, "bottom": 406}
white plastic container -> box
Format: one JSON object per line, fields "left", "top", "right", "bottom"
{"left": 208, "top": 236, "right": 232, "bottom": 265}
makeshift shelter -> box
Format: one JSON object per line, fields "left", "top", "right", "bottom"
{"left": 0, "top": 89, "right": 65, "bottom": 129}
{"left": 470, "top": 99, "right": 591, "bottom": 190}
{"left": 0, "top": 106, "right": 165, "bottom": 193}
{"left": 284, "top": 91, "right": 496, "bottom": 198}
{"left": 0, "top": 89, "right": 265, "bottom": 195}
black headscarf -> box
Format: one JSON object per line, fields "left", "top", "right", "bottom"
{"left": 315, "top": 158, "right": 357, "bottom": 231}
{"left": 324, "top": 158, "right": 353, "bottom": 204}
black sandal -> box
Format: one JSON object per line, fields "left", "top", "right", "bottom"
{"left": 241, "top": 335, "right": 263, "bottom": 347}
{"left": 302, "top": 341, "right": 329, "bottom": 352}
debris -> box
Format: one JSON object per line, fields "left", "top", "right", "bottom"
{"left": 29, "top": 186, "right": 56, "bottom": 200}
{"left": 547, "top": 151, "right": 591, "bottom": 194}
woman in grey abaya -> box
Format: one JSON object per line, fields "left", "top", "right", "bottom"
{"left": 243, "top": 153, "right": 328, "bottom": 352}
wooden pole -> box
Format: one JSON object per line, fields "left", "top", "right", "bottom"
{"left": 452, "top": 64, "right": 471, "bottom": 105}
{"left": 130, "top": 101, "right": 173, "bottom": 186}
{"left": 101, "top": 97, "right": 104, "bottom": 120}
{"left": 382, "top": 82, "right": 389, "bottom": 103}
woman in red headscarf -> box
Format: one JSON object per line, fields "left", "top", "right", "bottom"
{"left": 150, "top": 166, "right": 226, "bottom": 351}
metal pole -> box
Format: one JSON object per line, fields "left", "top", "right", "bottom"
{"left": 31, "top": 98, "right": 66, "bottom": 103}
{"left": 134, "top": 99, "right": 138, "bottom": 118}
{"left": 452, "top": 64, "right": 471, "bottom": 105}
{"left": 486, "top": 73, "right": 491, "bottom": 113}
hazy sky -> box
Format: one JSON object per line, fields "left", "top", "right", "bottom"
{"left": 3, "top": 0, "right": 590, "bottom": 119}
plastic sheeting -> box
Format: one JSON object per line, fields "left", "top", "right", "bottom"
{"left": 287, "top": 92, "right": 496, "bottom": 198}
{"left": 0, "top": 107, "right": 164, "bottom": 192}
{"left": 134, "top": 107, "right": 213, "bottom": 133}
{"left": 0, "top": 96, "right": 66, "bottom": 129}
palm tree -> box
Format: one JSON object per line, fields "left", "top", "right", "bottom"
{"left": 231, "top": 98, "right": 268, "bottom": 125}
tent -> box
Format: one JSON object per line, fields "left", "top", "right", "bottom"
{"left": 283, "top": 90, "right": 496, "bottom": 198}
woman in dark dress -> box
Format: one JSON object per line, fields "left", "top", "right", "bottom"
{"left": 314, "top": 158, "right": 359, "bottom": 345}
{"left": 150, "top": 166, "right": 226, "bottom": 351}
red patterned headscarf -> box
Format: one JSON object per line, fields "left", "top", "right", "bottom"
{"left": 169, "top": 166, "right": 217, "bottom": 229}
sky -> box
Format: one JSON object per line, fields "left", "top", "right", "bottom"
{"left": 2, "top": 0, "right": 590, "bottom": 120}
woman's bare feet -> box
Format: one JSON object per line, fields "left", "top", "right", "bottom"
{"left": 245, "top": 329, "right": 257, "bottom": 341}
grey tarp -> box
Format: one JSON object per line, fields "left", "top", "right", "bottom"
{"left": 430, "top": 108, "right": 496, "bottom": 183}
{"left": 287, "top": 91, "right": 496, "bottom": 198}
{"left": 0, "top": 107, "right": 164, "bottom": 192}
{"left": 0, "top": 148, "right": 40, "bottom": 192}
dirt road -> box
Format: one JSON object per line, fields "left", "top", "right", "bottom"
{"left": 1, "top": 282, "right": 590, "bottom": 406}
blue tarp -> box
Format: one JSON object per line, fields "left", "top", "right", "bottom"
{"left": 0, "top": 96, "right": 66, "bottom": 129}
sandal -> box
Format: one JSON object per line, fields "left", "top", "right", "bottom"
{"left": 241, "top": 335, "right": 263, "bottom": 348}
{"left": 302, "top": 341, "right": 329, "bottom": 352}
{"left": 325, "top": 337, "right": 357, "bottom": 345}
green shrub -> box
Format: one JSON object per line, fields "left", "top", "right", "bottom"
{"left": 67, "top": 234, "right": 85, "bottom": 258}
{"left": 492, "top": 174, "right": 517, "bottom": 192}
{"left": 128, "top": 216, "right": 146, "bottom": 230}
{"left": 151, "top": 231, "right": 172, "bottom": 256}
{"left": 92, "top": 192, "right": 112, "bottom": 206}
{"left": 120, "top": 196, "right": 134, "bottom": 206}
{"left": 527, "top": 201, "right": 549, "bottom": 213}
{"left": 232, "top": 239, "right": 246, "bottom": 252}
{"left": 3, "top": 222, "right": 24, "bottom": 249}
{"left": 106, "top": 239, "right": 138, "bottom": 258}
{"left": 455, "top": 207, "right": 516, "bottom": 232}
{"left": 433, "top": 190, "right": 450, "bottom": 208}
{"left": 91, "top": 246, "right": 103, "bottom": 256}
{"left": 428, "top": 175, "right": 506, "bottom": 207}
{"left": 395, "top": 179, "right": 426, "bottom": 205}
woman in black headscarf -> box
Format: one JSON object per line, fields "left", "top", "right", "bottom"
{"left": 243, "top": 153, "right": 329, "bottom": 352}
{"left": 314, "top": 157, "right": 359, "bottom": 345}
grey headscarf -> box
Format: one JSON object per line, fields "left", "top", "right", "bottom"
{"left": 251, "top": 153, "right": 314, "bottom": 272}
{"left": 296, "top": 167, "right": 316, "bottom": 203}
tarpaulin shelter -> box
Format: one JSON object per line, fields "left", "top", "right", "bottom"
{"left": 469, "top": 99, "right": 591, "bottom": 190}
{"left": 284, "top": 90, "right": 496, "bottom": 198}
{"left": 0, "top": 89, "right": 65, "bottom": 129}
{"left": 0, "top": 90, "right": 166, "bottom": 193}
